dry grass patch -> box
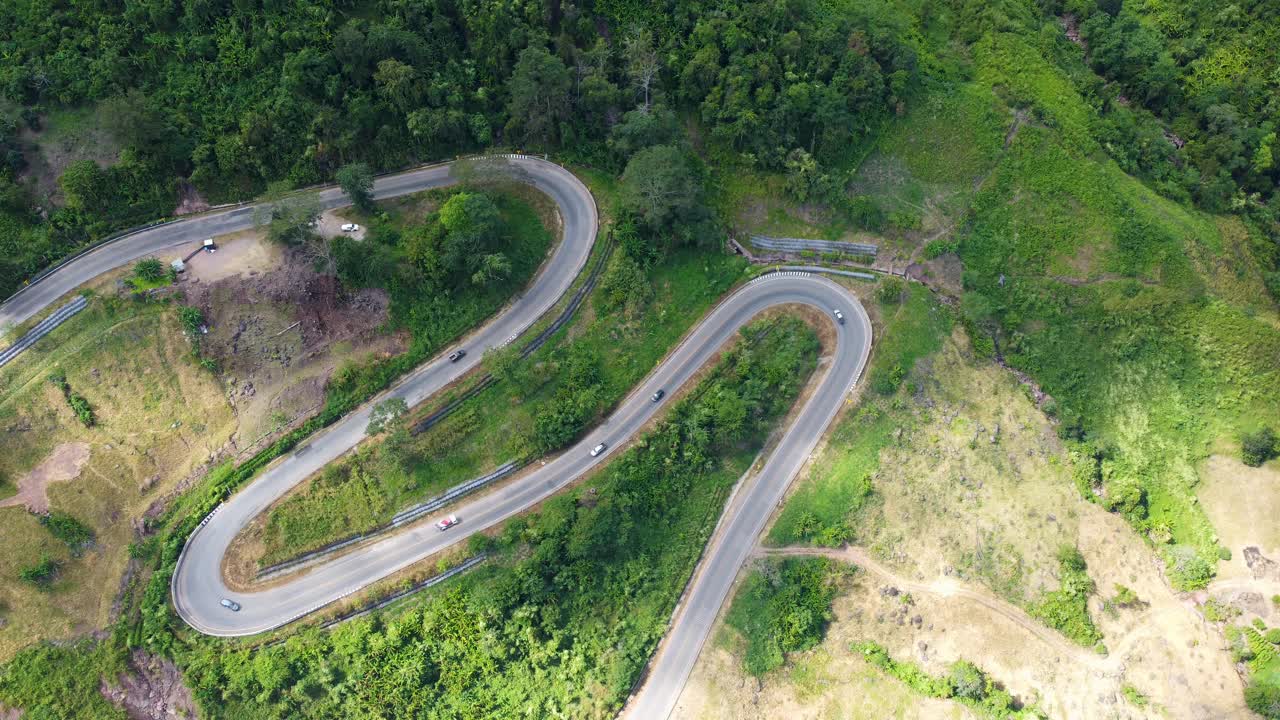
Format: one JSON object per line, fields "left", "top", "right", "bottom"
{"left": 700, "top": 328, "right": 1251, "bottom": 719}
{"left": 0, "top": 295, "right": 236, "bottom": 661}
{"left": 1198, "top": 455, "right": 1280, "bottom": 582}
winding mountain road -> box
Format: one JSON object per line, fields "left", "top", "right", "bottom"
{"left": 0, "top": 157, "right": 872, "bottom": 719}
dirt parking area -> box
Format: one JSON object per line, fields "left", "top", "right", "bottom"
{"left": 181, "top": 230, "right": 283, "bottom": 285}
{"left": 314, "top": 209, "right": 367, "bottom": 241}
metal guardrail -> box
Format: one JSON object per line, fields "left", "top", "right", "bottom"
{"left": 391, "top": 461, "right": 522, "bottom": 526}
{"left": 255, "top": 461, "right": 522, "bottom": 580}
{"left": 749, "top": 234, "right": 878, "bottom": 257}
{"left": 0, "top": 295, "right": 89, "bottom": 367}
{"left": 257, "top": 226, "right": 616, "bottom": 578}
{"left": 261, "top": 555, "right": 488, "bottom": 646}
{"left": 409, "top": 232, "right": 616, "bottom": 437}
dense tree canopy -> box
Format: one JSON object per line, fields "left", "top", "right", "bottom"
{"left": 0, "top": 0, "right": 934, "bottom": 297}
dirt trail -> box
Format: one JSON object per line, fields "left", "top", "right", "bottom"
{"left": 0, "top": 441, "right": 91, "bottom": 513}
{"left": 760, "top": 545, "right": 1111, "bottom": 668}
{"left": 760, "top": 543, "right": 1189, "bottom": 675}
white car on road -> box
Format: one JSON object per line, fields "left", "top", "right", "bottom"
{"left": 340, "top": 223, "right": 360, "bottom": 232}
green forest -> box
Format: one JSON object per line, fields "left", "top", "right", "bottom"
{"left": 0, "top": 0, "right": 1276, "bottom": 297}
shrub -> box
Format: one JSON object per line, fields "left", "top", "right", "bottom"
{"left": 1246, "top": 679, "right": 1280, "bottom": 719}
{"left": 923, "top": 237, "right": 959, "bottom": 259}
{"left": 1030, "top": 545, "right": 1101, "bottom": 647}
{"left": 854, "top": 643, "right": 1045, "bottom": 718}
{"left": 1203, "top": 598, "right": 1240, "bottom": 623}
{"left": 1122, "top": 684, "right": 1148, "bottom": 707}
{"left": 877, "top": 277, "right": 905, "bottom": 305}
{"left": 1165, "top": 544, "right": 1216, "bottom": 590}
{"left": 47, "top": 370, "right": 95, "bottom": 427}
{"left": 1242, "top": 427, "right": 1277, "bottom": 467}
{"left": 949, "top": 660, "right": 988, "bottom": 700}
{"left": 727, "top": 558, "right": 841, "bottom": 675}
{"left": 39, "top": 512, "right": 94, "bottom": 556}
{"left": 132, "top": 258, "right": 165, "bottom": 283}
{"left": 1110, "top": 584, "right": 1140, "bottom": 608}
{"left": 18, "top": 557, "right": 61, "bottom": 588}
{"left": 178, "top": 306, "right": 204, "bottom": 335}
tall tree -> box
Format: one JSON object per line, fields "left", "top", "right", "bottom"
{"left": 619, "top": 145, "right": 703, "bottom": 233}
{"left": 255, "top": 193, "right": 321, "bottom": 246}
{"left": 336, "top": 163, "right": 375, "bottom": 213}
{"left": 623, "top": 29, "right": 660, "bottom": 111}
{"left": 506, "top": 45, "right": 572, "bottom": 145}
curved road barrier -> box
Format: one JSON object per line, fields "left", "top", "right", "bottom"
{"left": 0, "top": 295, "right": 88, "bottom": 367}
{"left": 6, "top": 157, "right": 871, "bottom": 718}
{"left": 750, "top": 234, "right": 879, "bottom": 257}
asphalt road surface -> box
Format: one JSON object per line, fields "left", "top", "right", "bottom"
{"left": 0, "top": 156, "right": 558, "bottom": 331}
{"left": 0, "top": 158, "right": 871, "bottom": 718}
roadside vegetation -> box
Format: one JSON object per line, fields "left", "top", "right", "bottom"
{"left": 318, "top": 181, "right": 556, "bottom": 413}
{"left": 256, "top": 222, "right": 747, "bottom": 566}
{"left": 769, "top": 282, "right": 952, "bottom": 547}
{"left": 0, "top": 315, "right": 819, "bottom": 719}
{"left": 854, "top": 642, "right": 1046, "bottom": 719}
{"left": 725, "top": 557, "right": 850, "bottom": 676}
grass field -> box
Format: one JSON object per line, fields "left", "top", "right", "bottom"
{"left": 768, "top": 282, "right": 952, "bottom": 546}
{"left": 0, "top": 290, "right": 236, "bottom": 661}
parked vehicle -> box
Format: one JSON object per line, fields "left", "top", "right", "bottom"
{"left": 340, "top": 223, "right": 360, "bottom": 232}
{"left": 448, "top": 349, "right": 466, "bottom": 362}
{"left": 651, "top": 389, "right": 666, "bottom": 402}
{"left": 590, "top": 443, "right": 607, "bottom": 457}
{"left": 203, "top": 238, "right": 217, "bottom": 253}
{"left": 220, "top": 598, "right": 240, "bottom": 612}
{"left": 833, "top": 309, "right": 845, "bottom": 324}
{"left": 436, "top": 514, "right": 459, "bottom": 531}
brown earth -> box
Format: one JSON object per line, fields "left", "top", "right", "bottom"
{"left": 678, "top": 329, "right": 1251, "bottom": 719}
{"left": 100, "top": 651, "right": 198, "bottom": 720}
{"left": 181, "top": 237, "right": 405, "bottom": 444}
{"left": 0, "top": 442, "right": 92, "bottom": 513}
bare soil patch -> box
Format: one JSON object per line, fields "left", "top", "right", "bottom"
{"left": 681, "top": 330, "right": 1251, "bottom": 719}
{"left": 172, "top": 180, "right": 210, "bottom": 216}
{"left": 100, "top": 650, "right": 198, "bottom": 720}
{"left": 0, "top": 442, "right": 92, "bottom": 513}
{"left": 182, "top": 230, "right": 282, "bottom": 285}
{"left": 314, "top": 209, "right": 368, "bottom": 241}
{"left": 1199, "top": 454, "right": 1280, "bottom": 582}
{"left": 183, "top": 243, "right": 405, "bottom": 443}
